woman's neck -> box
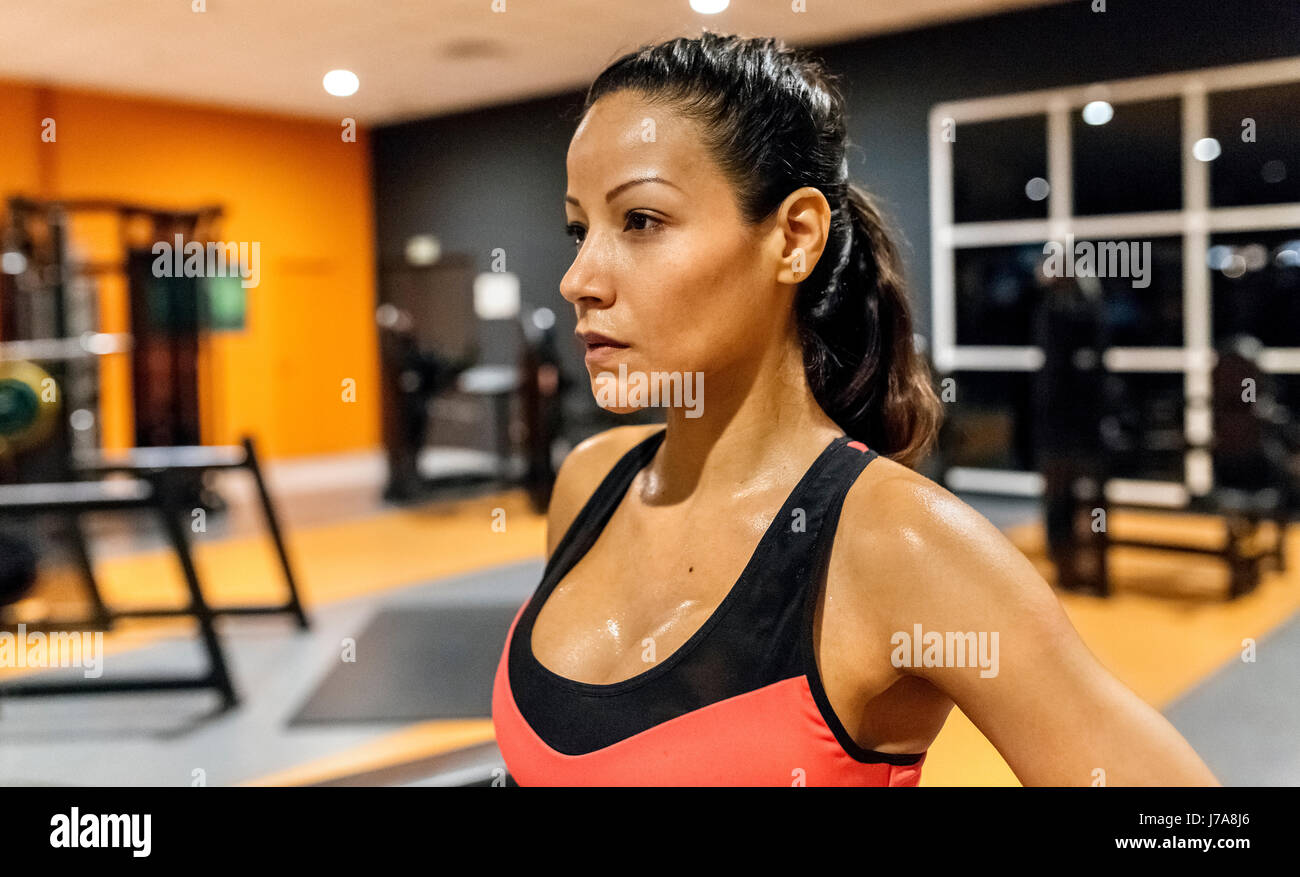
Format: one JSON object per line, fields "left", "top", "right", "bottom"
{"left": 642, "top": 328, "right": 844, "bottom": 508}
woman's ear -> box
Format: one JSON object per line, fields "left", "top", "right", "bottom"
{"left": 774, "top": 187, "right": 832, "bottom": 285}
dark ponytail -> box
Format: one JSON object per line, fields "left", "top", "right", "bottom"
{"left": 583, "top": 32, "right": 943, "bottom": 468}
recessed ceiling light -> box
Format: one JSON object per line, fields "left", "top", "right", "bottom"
{"left": 323, "top": 69, "right": 359, "bottom": 97}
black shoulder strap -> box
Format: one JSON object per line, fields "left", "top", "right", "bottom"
{"left": 541, "top": 428, "right": 666, "bottom": 582}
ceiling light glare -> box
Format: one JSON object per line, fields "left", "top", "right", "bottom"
{"left": 1081, "top": 101, "right": 1113, "bottom": 126}
{"left": 323, "top": 69, "right": 360, "bottom": 97}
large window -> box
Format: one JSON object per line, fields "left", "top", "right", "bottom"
{"left": 929, "top": 57, "right": 1300, "bottom": 502}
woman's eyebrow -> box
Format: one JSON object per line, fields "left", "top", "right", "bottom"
{"left": 565, "top": 175, "right": 682, "bottom": 208}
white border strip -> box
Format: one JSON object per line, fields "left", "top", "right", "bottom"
{"left": 932, "top": 56, "right": 1300, "bottom": 123}
{"left": 945, "top": 467, "right": 1194, "bottom": 505}
{"left": 945, "top": 467, "right": 1043, "bottom": 496}
{"left": 946, "top": 346, "right": 1045, "bottom": 370}
{"left": 1257, "top": 349, "right": 1300, "bottom": 372}
{"left": 947, "top": 205, "right": 1300, "bottom": 247}
{"left": 1105, "top": 478, "right": 1190, "bottom": 508}
{"left": 1182, "top": 81, "right": 1213, "bottom": 495}
{"left": 929, "top": 105, "right": 956, "bottom": 372}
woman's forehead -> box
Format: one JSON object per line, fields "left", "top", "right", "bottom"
{"left": 567, "top": 100, "right": 721, "bottom": 201}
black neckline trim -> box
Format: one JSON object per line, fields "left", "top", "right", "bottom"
{"left": 537, "top": 428, "right": 666, "bottom": 586}
{"left": 524, "top": 431, "right": 851, "bottom": 695}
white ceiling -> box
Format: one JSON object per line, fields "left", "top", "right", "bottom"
{"left": 0, "top": 0, "right": 1067, "bottom": 126}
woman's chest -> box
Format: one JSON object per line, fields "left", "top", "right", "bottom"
{"left": 529, "top": 517, "right": 760, "bottom": 684}
{"left": 527, "top": 518, "right": 901, "bottom": 702}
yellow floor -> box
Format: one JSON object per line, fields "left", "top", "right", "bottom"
{"left": 6, "top": 495, "right": 1296, "bottom": 786}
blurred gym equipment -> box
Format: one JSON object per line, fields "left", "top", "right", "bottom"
{"left": 1033, "top": 279, "right": 1295, "bottom": 598}
{"left": 376, "top": 296, "right": 477, "bottom": 502}
{"left": 0, "top": 198, "right": 308, "bottom": 709}
{"left": 1033, "top": 277, "right": 1114, "bottom": 594}
{"left": 0, "top": 475, "right": 242, "bottom": 708}
{"left": 0, "top": 196, "right": 247, "bottom": 549}
{"left": 0, "top": 529, "right": 38, "bottom": 606}
{"left": 2, "top": 196, "right": 240, "bottom": 509}
{"left": 70, "top": 436, "right": 310, "bottom": 630}
{"left": 0, "top": 432, "right": 308, "bottom": 708}
{"left": 519, "top": 306, "right": 566, "bottom": 513}
{"left": 376, "top": 253, "right": 567, "bottom": 512}
{"left": 0, "top": 359, "right": 60, "bottom": 460}
{"left": 0, "top": 358, "right": 61, "bottom": 606}
{"left": 0, "top": 359, "right": 309, "bottom": 705}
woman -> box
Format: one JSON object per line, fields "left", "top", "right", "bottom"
{"left": 491, "top": 31, "right": 1220, "bottom": 787}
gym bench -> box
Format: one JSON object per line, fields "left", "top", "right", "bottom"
{"left": 0, "top": 477, "right": 238, "bottom": 708}
{"left": 69, "top": 436, "right": 309, "bottom": 630}
{"left": 0, "top": 436, "right": 309, "bottom": 709}
{"left": 1074, "top": 483, "right": 1287, "bottom": 599}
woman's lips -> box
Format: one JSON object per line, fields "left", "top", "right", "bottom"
{"left": 584, "top": 341, "right": 628, "bottom": 365}
{"left": 578, "top": 330, "right": 629, "bottom": 365}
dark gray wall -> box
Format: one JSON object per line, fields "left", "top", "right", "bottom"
{"left": 371, "top": 0, "right": 1300, "bottom": 443}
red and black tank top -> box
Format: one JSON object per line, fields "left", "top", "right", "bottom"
{"left": 491, "top": 428, "right": 927, "bottom": 786}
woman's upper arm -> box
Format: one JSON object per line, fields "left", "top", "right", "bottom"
{"left": 845, "top": 472, "right": 1220, "bottom": 787}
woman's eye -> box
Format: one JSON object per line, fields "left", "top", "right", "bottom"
{"left": 564, "top": 212, "right": 660, "bottom": 250}
{"left": 625, "top": 211, "right": 662, "bottom": 232}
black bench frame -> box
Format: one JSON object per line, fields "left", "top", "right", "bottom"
{"left": 1052, "top": 456, "right": 1290, "bottom": 599}
{"left": 0, "top": 436, "right": 309, "bottom": 709}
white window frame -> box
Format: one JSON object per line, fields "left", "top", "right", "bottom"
{"left": 929, "top": 55, "right": 1300, "bottom": 504}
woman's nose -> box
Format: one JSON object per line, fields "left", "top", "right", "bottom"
{"left": 560, "top": 245, "right": 614, "bottom": 306}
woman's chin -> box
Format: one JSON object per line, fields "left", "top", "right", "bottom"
{"left": 590, "top": 371, "right": 629, "bottom": 410}
{"left": 594, "top": 402, "right": 642, "bottom": 415}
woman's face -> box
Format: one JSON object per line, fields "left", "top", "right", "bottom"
{"left": 561, "top": 90, "right": 827, "bottom": 414}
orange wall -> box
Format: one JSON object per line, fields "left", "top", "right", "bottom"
{"left": 0, "top": 79, "right": 379, "bottom": 460}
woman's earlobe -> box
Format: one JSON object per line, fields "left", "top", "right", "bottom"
{"left": 777, "top": 246, "right": 811, "bottom": 284}
{"left": 791, "top": 246, "right": 809, "bottom": 278}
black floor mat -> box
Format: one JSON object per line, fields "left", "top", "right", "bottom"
{"left": 288, "top": 603, "right": 521, "bottom": 725}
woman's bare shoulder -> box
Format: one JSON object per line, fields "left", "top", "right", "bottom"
{"left": 836, "top": 454, "right": 1044, "bottom": 612}
{"left": 842, "top": 453, "right": 975, "bottom": 532}
{"left": 544, "top": 424, "right": 663, "bottom": 558}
